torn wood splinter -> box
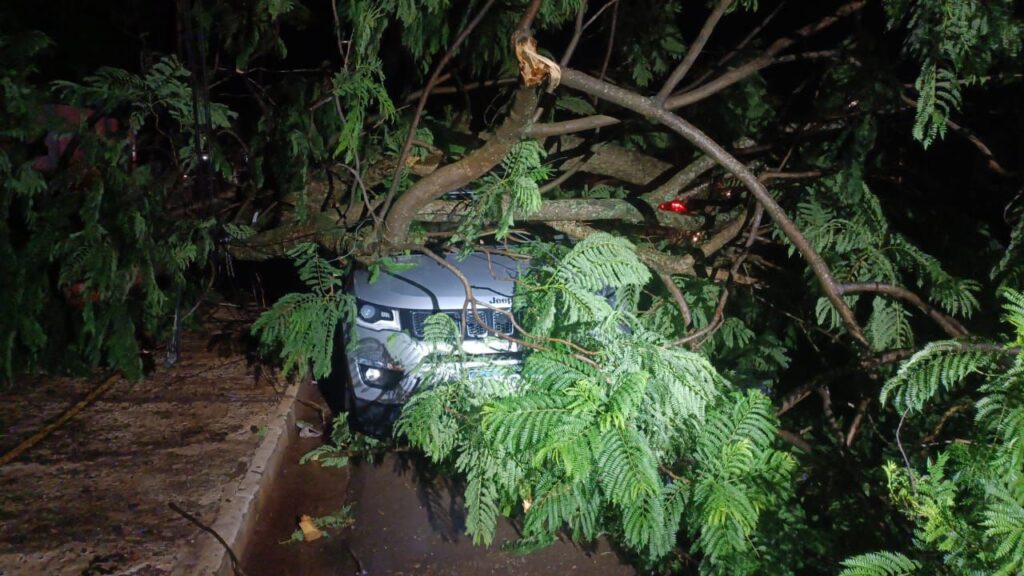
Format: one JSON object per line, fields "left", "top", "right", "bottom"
{"left": 514, "top": 36, "right": 561, "bottom": 89}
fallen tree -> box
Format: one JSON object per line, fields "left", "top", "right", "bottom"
{"left": 3, "top": 0, "right": 1024, "bottom": 573}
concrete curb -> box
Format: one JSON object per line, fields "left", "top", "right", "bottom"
{"left": 175, "top": 379, "right": 301, "bottom": 576}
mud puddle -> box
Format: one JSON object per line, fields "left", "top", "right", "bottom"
{"left": 241, "top": 408, "right": 636, "bottom": 575}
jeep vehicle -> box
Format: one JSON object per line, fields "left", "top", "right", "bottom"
{"left": 323, "top": 249, "right": 526, "bottom": 436}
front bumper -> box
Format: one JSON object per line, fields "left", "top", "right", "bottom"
{"left": 338, "top": 324, "right": 522, "bottom": 436}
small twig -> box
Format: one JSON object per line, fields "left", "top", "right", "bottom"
{"left": 687, "top": 0, "right": 788, "bottom": 92}
{"left": 672, "top": 286, "right": 729, "bottom": 347}
{"left": 895, "top": 409, "right": 917, "bottom": 494}
{"left": 899, "top": 92, "right": 1013, "bottom": 178}
{"left": 596, "top": 0, "right": 618, "bottom": 90}
{"left": 775, "top": 382, "right": 815, "bottom": 417}
{"left": 659, "top": 464, "right": 688, "bottom": 482}
{"left": 296, "top": 397, "right": 329, "bottom": 428}
{"left": 403, "top": 77, "right": 518, "bottom": 102}
{"left": 920, "top": 402, "right": 972, "bottom": 446}
{"left": 0, "top": 372, "right": 120, "bottom": 467}
{"left": 380, "top": 0, "right": 498, "bottom": 225}
{"left": 408, "top": 245, "right": 599, "bottom": 364}
{"left": 560, "top": 0, "right": 588, "bottom": 67}
{"left": 659, "top": 271, "right": 692, "bottom": 329}
{"left": 777, "top": 429, "right": 813, "bottom": 453}
{"left": 864, "top": 347, "right": 916, "bottom": 368}
{"left": 169, "top": 502, "right": 250, "bottom": 576}
{"left": 671, "top": 198, "right": 763, "bottom": 348}
{"left": 583, "top": 0, "right": 620, "bottom": 32}
{"left": 538, "top": 155, "right": 589, "bottom": 193}
{"left": 845, "top": 397, "right": 871, "bottom": 447}
{"left": 817, "top": 385, "right": 845, "bottom": 445}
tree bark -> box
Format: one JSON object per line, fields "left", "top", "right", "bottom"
{"left": 557, "top": 68, "right": 869, "bottom": 347}
{"left": 382, "top": 88, "right": 540, "bottom": 245}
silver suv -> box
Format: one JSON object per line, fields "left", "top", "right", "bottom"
{"left": 325, "top": 250, "right": 525, "bottom": 436}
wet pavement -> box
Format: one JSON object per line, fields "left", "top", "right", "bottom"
{"left": 241, "top": 401, "right": 637, "bottom": 576}
{"left": 0, "top": 309, "right": 284, "bottom": 575}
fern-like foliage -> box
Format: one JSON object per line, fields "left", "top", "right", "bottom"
{"left": 839, "top": 551, "right": 920, "bottom": 576}
{"left": 858, "top": 290, "right": 1024, "bottom": 575}
{"left": 398, "top": 233, "right": 797, "bottom": 572}
{"left": 783, "top": 120, "right": 980, "bottom": 348}
{"left": 880, "top": 340, "right": 1001, "bottom": 413}
{"left": 251, "top": 243, "right": 354, "bottom": 379}
{"left": 1, "top": 37, "right": 224, "bottom": 380}
{"left": 883, "top": 0, "right": 1023, "bottom": 147}
{"left": 451, "top": 139, "right": 550, "bottom": 247}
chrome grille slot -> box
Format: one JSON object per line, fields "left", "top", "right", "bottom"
{"left": 409, "top": 309, "right": 515, "bottom": 339}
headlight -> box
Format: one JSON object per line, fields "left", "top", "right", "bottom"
{"left": 355, "top": 300, "right": 401, "bottom": 331}
{"left": 357, "top": 363, "right": 404, "bottom": 390}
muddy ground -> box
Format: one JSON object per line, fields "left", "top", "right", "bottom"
{"left": 0, "top": 308, "right": 284, "bottom": 576}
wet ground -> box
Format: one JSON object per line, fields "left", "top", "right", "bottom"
{"left": 0, "top": 308, "right": 284, "bottom": 575}
{"left": 241, "top": 397, "right": 637, "bottom": 576}
{"left": 0, "top": 306, "right": 637, "bottom": 576}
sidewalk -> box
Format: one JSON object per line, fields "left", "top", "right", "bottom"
{"left": 0, "top": 312, "right": 293, "bottom": 576}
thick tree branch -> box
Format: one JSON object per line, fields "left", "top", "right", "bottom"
{"left": 383, "top": 88, "right": 540, "bottom": 244}
{"left": 415, "top": 196, "right": 703, "bottom": 227}
{"left": 558, "top": 68, "right": 869, "bottom": 347}
{"left": 528, "top": 114, "right": 621, "bottom": 138}
{"left": 548, "top": 210, "right": 749, "bottom": 281}
{"left": 655, "top": 0, "right": 734, "bottom": 104}
{"left": 837, "top": 282, "right": 968, "bottom": 339}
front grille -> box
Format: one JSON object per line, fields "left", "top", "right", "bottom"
{"left": 409, "top": 309, "right": 515, "bottom": 339}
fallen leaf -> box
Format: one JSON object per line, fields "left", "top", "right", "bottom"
{"left": 299, "top": 515, "right": 323, "bottom": 541}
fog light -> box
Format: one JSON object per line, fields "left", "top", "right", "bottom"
{"left": 359, "top": 303, "right": 377, "bottom": 320}
{"left": 363, "top": 367, "right": 382, "bottom": 382}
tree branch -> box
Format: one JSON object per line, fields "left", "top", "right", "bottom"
{"left": 560, "top": 0, "right": 588, "bottom": 67}
{"left": 547, "top": 218, "right": 752, "bottom": 281}
{"left": 837, "top": 282, "right": 968, "bottom": 339}
{"left": 655, "top": 0, "right": 734, "bottom": 104}
{"left": 383, "top": 88, "right": 540, "bottom": 245}
{"left": 415, "top": 196, "right": 705, "bottom": 227}
{"left": 381, "top": 0, "right": 498, "bottom": 223}
{"left": 528, "top": 0, "right": 865, "bottom": 139}
{"left": 659, "top": 271, "right": 692, "bottom": 329}
{"left": 514, "top": 0, "right": 546, "bottom": 42}
{"left": 680, "top": 0, "right": 787, "bottom": 93}
{"left": 899, "top": 92, "right": 1014, "bottom": 178}
{"left": 845, "top": 397, "right": 871, "bottom": 447}
{"left": 558, "top": 68, "right": 869, "bottom": 347}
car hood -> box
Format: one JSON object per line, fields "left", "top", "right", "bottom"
{"left": 352, "top": 251, "right": 522, "bottom": 311}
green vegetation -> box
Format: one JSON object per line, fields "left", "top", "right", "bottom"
{"left": 3, "top": 0, "right": 1023, "bottom": 573}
